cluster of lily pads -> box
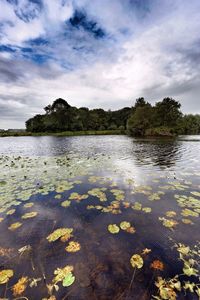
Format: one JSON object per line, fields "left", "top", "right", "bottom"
{"left": 0, "top": 153, "right": 200, "bottom": 299}
{"left": 108, "top": 221, "right": 136, "bottom": 234}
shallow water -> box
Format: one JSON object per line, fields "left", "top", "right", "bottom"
{"left": 0, "top": 135, "right": 199, "bottom": 299}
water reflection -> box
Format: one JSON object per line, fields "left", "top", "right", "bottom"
{"left": 132, "top": 138, "right": 180, "bottom": 168}
{"left": 1, "top": 135, "right": 199, "bottom": 166}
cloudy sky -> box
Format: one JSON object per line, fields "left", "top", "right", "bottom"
{"left": 0, "top": 0, "right": 200, "bottom": 128}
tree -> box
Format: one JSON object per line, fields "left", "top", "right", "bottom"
{"left": 127, "top": 104, "right": 153, "bottom": 136}
{"left": 153, "top": 97, "right": 182, "bottom": 128}
{"left": 44, "top": 105, "right": 52, "bottom": 114}
{"left": 51, "top": 98, "right": 70, "bottom": 112}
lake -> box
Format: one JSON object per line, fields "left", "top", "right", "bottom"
{"left": 0, "top": 135, "right": 200, "bottom": 299}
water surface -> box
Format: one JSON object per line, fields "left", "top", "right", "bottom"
{"left": 0, "top": 135, "right": 199, "bottom": 299}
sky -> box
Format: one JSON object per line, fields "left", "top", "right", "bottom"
{"left": 0, "top": 0, "right": 200, "bottom": 128}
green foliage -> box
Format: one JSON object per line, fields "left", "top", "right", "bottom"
{"left": 127, "top": 97, "right": 184, "bottom": 136}
{"left": 25, "top": 97, "right": 200, "bottom": 136}
{"left": 127, "top": 104, "right": 153, "bottom": 136}
{"left": 26, "top": 98, "right": 131, "bottom": 133}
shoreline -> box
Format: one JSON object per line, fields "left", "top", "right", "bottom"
{"left": 0, "top": 129, "right": 126, "bottom": 137}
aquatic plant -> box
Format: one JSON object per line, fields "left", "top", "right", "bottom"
{"left": 130, "top": 254, "right": 144, "bottom": 269}
{"left": 8, "top": 222, "right": 22, "bottom": 231}
{"left": 108, "top": 224, "right": 120, "bottom": 234}
{"left": 12, "top": 276, "right": 28, "bottom": 296}
{"left": 22, "top": 211, "right": 38, "bottom": 219}
{"left": 0, "top": 269, "right": 14, "bottom": 284}
{"left": 47, "top": 228, "right": 73, "bottom": 242}
{"left": 65, "top": 241, "right": 81, "bottom": 253}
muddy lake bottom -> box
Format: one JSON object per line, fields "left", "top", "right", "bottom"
{"left": 0, "top": 135, "right": 200, "bottom": 299}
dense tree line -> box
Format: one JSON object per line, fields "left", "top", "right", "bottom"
{"left": 26, "top": 98, "right": 131, "bottom": 132}
{"left": 26, "top": 97, "right": 200, "bottom": 136}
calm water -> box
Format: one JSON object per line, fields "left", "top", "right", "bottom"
{"left": 0, "top": 135, "right": 199, "bottom": 299}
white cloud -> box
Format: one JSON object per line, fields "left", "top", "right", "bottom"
{"left": 0, "top": 0, "right": 200, "bottom": 128}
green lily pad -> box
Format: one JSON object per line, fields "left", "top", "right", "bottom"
{"left": 62, "top": 272, "right": 75, "bottom": 287}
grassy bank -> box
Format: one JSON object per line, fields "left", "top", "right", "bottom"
{"left": 0, "top": 129, "right": 126, "bottom": 137}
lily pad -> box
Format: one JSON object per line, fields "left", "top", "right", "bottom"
{"left": 120, "top": 221, "right": 131, "bottom": 230}
{"left": 8, "top": 222, "right": 22, "bottom": 231}
{"left": 12, "top": 276, "right": 28, "bottom": 296}
{"left": 65, "top": 241, "right": 81, "bottom": 253}
{"left": 22, "top": 211, "right": 38, "bottom": 219}
{"left": 47, "top": 228, "right": 73, "bottom": 242}
{"left": 108, "top": 224, "right": 120, "bottom": 234}
{"left": 0, "top": 269, "right": 14, "bottom": 284}
{"left": 62, "top": 272, "right": 75, "bottom": 287}
{"left": 130, "top": 254, "right": 143, "bottom": 269}
{"left": 53, "top": 265, "right": 74, "bottom": 284}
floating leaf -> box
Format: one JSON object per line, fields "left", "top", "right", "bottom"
{"left": 53, "top": 265, "right": 74, "bottom": 284}
{"left": 61, "top": 200, "right": 71, "bottom": 208}
{"left": 22, "top": 211, "right": 38, "bottom": 219}
{"left": 132, "top": 202, "right": 142, "bottom": 210}
{"left": 183, "top": 281, "right": 195, "bottom": 292}
{"left": 24, "top": 202, "right": 34, "bottom": 208}
{"left": 69, "top": 192, "right": 88, "bottom": 201}
{"left": 60, "top": 232, "right": 73, "bottom": 243}
{"left": 120, "top": 221, "right": 131, "bottom": 230}
{"left": 177, "top": 244, "right": 190, "bottom": 255}
{"left": 65, "top": 241, "right": 81, "bottom": 253}
{"left": 142, "top": 207, "right": 152, "bottom": 213}
{"left": 183, "top": 266, "right": 198, "bottom": 277}
{"left": 130, "top": 254, "right": 143, "bottom": 269}
{"left": 6, "top": 209, "right": 15, "bottom": 215}
{"left": 18, "top": 244, "right": 32, "bottom": 255}
{"left": 29, "top": 277, "right": 42, "bottom": 288}
{"left": 182, "top": 218, "right": 193, "bottom": 225}
{"left": 47, "top": 228, "right": 73, "bottom": 242}
{"left": 190, "top": 191, "right": 200, "bottom": 197}
{"left": 151, "top": 260, "right": 164, "bottom": 271}
{"left": 0, "top": 247, "right": 13, "bottom": 257}
{"left": 126, "top": 226, "right": 136, "bottom": 234}
{"left": 12, "top": 276, "right": 28, "bottom": 296}
{"left": 62, "top": 272, "right": 75, "bottom": 287}
{"left": 181, "top": 209, "right": 199, "bottom": 218}
{"left": 165, "top": 211, "right": 176, "bottom": 218}
{"left": 0, "top": 269, "right": 14, "bottom": 284}
{"left": 142, "top": 248, "right": 151, "bottom": 255}
{"left": 8, "top": 222, "right": 22, "bottom": 231}
{"left": 88, "top": 188, "right": 107, "bottom": 202}
{"left": 108, "top": 224, "right": 120, "bottom": 234}
{"left": 159, "top": 217, "right": 178, "bottom": 229}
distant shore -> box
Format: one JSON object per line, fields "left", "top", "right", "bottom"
{"left": 0, "top": 129, "right": 126, "bottom": 137}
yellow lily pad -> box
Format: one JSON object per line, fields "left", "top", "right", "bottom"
{"left": 53, "top": 265, "right": 74, "bottom": 284}
{"left": 22, "top": 211, "right": 38, "bottom": 219}
{"left": 120, "top": 221, "right": 131, "bottom": 230}
{"left": 6, "top": 209, "right": 16, "bottom": 215}
{"left": 8, "top": 222, "right": 22, "bottom": 231}
{"left": 61, "top": 200, "right": 71, "bottom": 207}
{"left": 108, "top": 224, "right": 120, "bottom": 234}
{"left": 47, "top": 228, "right": 73, "bottom": 242}
{"left": 65, "top": 241, "right": 81, "bottom": 253}
{"left": 0, "top": 269, "right": 14, "bottom": 284}
{"left": 130, "top": 254, "right": 143, "bottom": 269}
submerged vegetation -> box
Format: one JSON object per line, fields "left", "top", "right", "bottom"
{"left": 23, "top": 97, "right": 200, "bottom": 137}
{"left": 0, "top": 147, "right": 200, "bottom": 299}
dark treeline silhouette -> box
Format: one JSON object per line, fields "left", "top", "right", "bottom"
{"left": 25, "top": 97, "right": 200, "bottom": 136}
